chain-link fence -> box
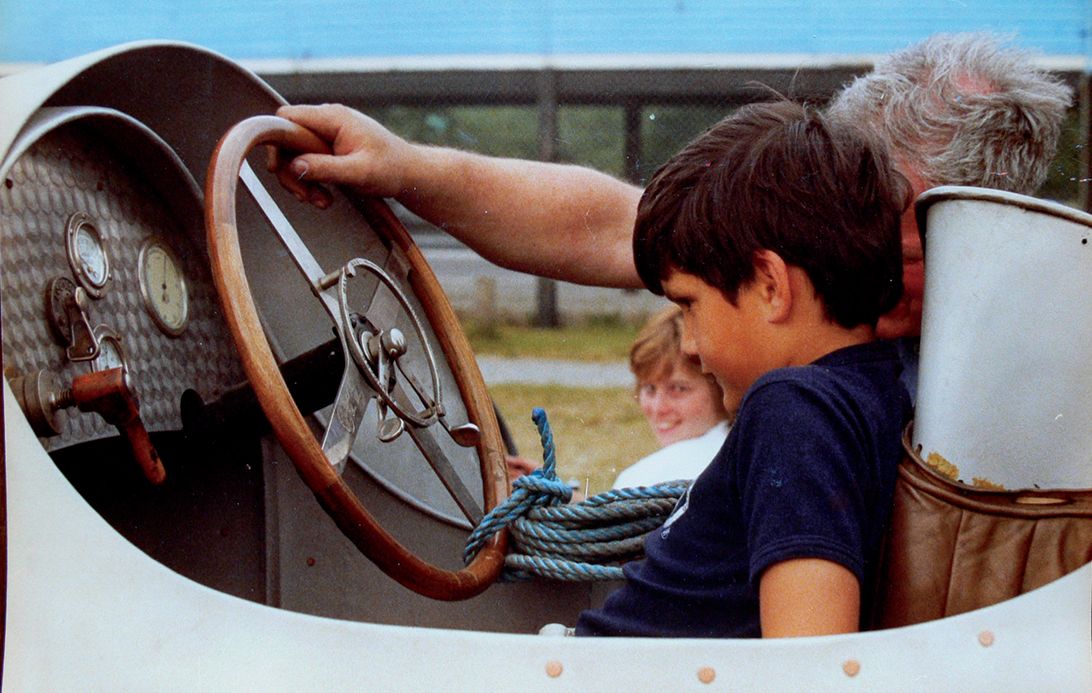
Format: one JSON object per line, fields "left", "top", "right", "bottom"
{"left": 370, "top": 100, "right": 739, "bottom": 186}
{"left": 267, "top": 65, "right": 1086, "bottom": 324}
{"left": 344, "top": 71, "right": 1083, "bottom": 199}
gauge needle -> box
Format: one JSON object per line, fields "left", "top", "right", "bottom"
{"left": 161, "top": 252, "right": 169, "bottom": 302}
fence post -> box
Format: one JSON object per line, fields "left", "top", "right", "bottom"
{"left": 475, "top": 276, "right": 498, "bottom": 335}
{"left": 535, "top": 68, "right": 561, "bottom": 327}
{"left": 624, "top": 98, "right": 643, "bottom": 184}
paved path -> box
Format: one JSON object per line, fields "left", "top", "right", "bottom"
{"left": 475, "top": 355, "right": 632, "bottom": 387}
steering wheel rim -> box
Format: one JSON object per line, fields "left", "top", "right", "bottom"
{"left": 204, "top": 115, "right": 507, "bottom": 600}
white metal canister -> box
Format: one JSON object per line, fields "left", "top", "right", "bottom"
{"left": 912, "top": 186, "right": 1092, "bottom": 490}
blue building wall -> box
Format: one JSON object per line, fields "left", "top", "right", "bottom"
{"left": 1, "top": 1, "right": 1089, "bottom": 64}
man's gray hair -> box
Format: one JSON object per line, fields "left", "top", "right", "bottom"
{"left": 828, "top": 32, "right": 1072, "bottom": 194}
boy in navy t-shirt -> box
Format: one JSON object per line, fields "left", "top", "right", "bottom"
{"left": 576, "top": 101, "right": 912, "bottom": 638}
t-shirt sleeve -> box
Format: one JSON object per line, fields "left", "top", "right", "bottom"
{"left": 734, "top": 379, "right": 871, "bottom": 588}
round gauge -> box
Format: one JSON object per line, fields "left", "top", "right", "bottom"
{"left": 45, "top": 276, "right": 79, "bottom": 345}
{"left": 138, "top": 238, "right": 189, "bottom": 336}
{"left": 92, "top": 326, "right": 128, "bottom": 372}
{"left": 65, "top": 212, "right": 110, "bottom": 298}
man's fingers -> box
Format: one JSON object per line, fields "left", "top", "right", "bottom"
{"left": 267, "top": 152, "right": 333, "bottom": 208}
{"left": 287, "top": 152, "right": 363, "bottom": 188}
{"left": 267, "top": 145, "right": 306, "bottom": 200}
{"left": 272, "top": 103, "right": 397, "bottom": 202}
{"left": 276, "top": 104, "right": 347, "bottom": 143}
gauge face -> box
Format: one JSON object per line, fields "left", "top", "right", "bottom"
{"left": 92, "top": 327, "right": 128, "bottom": 372}
{"left": 46, "top": 276, "right": 79, "bottom": 344}
{"left": 65, "top": 212, "right": 110, "bottom": 297}
{"left": 138, "top": 238, "right": 189, "bottom": 336}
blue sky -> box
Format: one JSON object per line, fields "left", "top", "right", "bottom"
{"left": 2, "top": 1, "right": 1088, "bottom": 64}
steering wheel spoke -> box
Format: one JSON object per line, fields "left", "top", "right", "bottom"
{"left": 399, "top": 404, "right": 486, "bottom": 525}
{"left": 206, "top": 115, "right": 507, "bottom": 601}
{"left": 239, "top": 161, "right": 342, "bottom": 320}
{"left": 321, "top": 363, "right": 375, "bottom": 475}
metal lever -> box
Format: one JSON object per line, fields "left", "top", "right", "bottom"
{"left": 366, "top": 328, "right": 411, "bottom": 443}
{"left": 64, "top": 286, "right": 100, "bottom": 361}
{"left": 46, "top": 277, "right": 100, "bottom": 362}
{"left": 12, "top": 368, "right": 166, "bottom": 484}
{"left": 68, "top": 368, "right": 167, "bottom": 485}
{"left": 444, "top": 421, "right": 481, "bottom": 448}
{"left": 387, "top": 356, "right": 481, "bottom": 448}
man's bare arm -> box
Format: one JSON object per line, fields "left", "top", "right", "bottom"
{"left": 272, "top": 104, "right": 643, "bottom": 289}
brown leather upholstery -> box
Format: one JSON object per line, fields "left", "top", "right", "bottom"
{"left": 874, "top": 432, "right": 1092, "bottom": 629}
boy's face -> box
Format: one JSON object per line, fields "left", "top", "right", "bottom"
{"left": 662, "top": 270, "right": 773, "bottom": 416}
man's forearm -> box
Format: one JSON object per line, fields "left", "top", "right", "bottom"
{"left": 397, "top": 144, "right": 644, "bottom": 289}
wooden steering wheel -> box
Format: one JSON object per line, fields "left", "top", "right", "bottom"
{"left": 204, "top": 115, "right": 507, "bottom": 600}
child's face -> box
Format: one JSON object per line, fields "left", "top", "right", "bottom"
{"left": 636, "top": 364, "right": 723, "bottom": 447}
{"left": 662, "top": 270, "right": 773, "bottom": 416}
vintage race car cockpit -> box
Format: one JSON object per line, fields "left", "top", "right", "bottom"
{"left": 1, "top": 42, "right": 1089, "bottom": 690}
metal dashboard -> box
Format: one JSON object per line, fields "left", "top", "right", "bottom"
{"left": 1, "top": 108, "right": 245, "bottom": 448}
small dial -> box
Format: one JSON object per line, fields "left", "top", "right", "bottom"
{"left": 45, "top": 276, "right": 79, "bottom": 344}
{"left": 92, "top": 326, "right": 128, "bottom": 372}
{"left": 138, "top": 238, "right": 189, "bottom": 336}
{"left": 65, "top": 212, "right": 110, "bottom": 298}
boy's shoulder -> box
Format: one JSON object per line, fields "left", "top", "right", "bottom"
{"left": 753, "top": 339, "right": 900, "bottom": 389}
{"left": 724, "top": 339, "right": 910, "bottom": 498}
{"left": 737, "top": 340, "right": 908, "bottom": 431}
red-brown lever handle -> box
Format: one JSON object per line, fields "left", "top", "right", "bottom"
{"left": 70, "top": 368, "right": 167, "bottom": 485}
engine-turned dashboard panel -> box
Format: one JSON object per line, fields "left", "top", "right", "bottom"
{"left": 1, "top": 110, "right": 246, "bottom": 449}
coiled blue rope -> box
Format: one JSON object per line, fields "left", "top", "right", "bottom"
{"left": 464, "top": 408, "right": 691, "bottom": 581}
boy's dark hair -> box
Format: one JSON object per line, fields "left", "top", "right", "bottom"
{"left": 633, "top": 100, "right": 909, "bottom": 329}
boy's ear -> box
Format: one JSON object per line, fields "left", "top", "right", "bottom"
{"left": 751, "top": 250, "right": 793, "bottom": 323}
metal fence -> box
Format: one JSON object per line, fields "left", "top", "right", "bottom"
{"left": 263, "top": 63, "right": 1089, "bottom": 323}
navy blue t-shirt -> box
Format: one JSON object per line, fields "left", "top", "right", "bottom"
{"left": 576, "top": 340, "right": 911, "bottom": 638}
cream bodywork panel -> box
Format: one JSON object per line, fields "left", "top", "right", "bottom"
{"left": 4, "top": 382, "right": 1090, "bottom": 692}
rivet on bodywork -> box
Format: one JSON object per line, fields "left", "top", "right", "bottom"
{"left": 697, "top": 666, "right": 716, "bottom": 684}
{"left": 978, "top": 630, "right": 995, "bottom": 647}
{"left": 545, "top": 660, "right": 563, "bottom": 678}
{"left": 842, "top": 659, "right": 861, "bottom": 677}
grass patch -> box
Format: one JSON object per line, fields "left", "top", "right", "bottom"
{"left": 489, "top": 383, "right": 657, "bottom": 496}
{"left": 464, "top": 318, "right": 641, "bottom": 362}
